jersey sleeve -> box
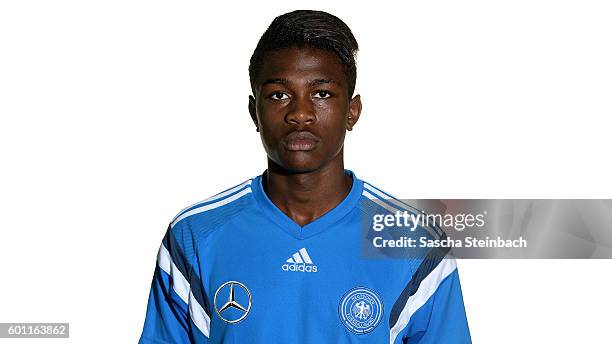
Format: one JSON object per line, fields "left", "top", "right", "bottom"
{"left": 139, "top": 225, "right": 211, "bottom": 344}
{"left": 389, "top": 247, "right": 471, "bottom": 344}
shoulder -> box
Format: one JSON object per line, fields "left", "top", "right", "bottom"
{"left": 358, "top": 178, "right": 420, "bottom": 216}
{"left": 358, "top": 178, "right": 445, "bottom": 240}
{"left": 168, "top": 177, "right": 257, "bottom": 237}
{"left": 360, "top": 179, "right": 415, "bottom": 210}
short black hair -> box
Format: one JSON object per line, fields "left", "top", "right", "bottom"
{"left": 249, "top": 10, "right": 359, "bottom": 97}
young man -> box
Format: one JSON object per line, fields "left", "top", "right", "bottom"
{"left": 139, "top": 10, "right": 471, "bottom": 344}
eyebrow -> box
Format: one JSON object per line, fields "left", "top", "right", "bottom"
{"left": 310, "top": 78, "right": 335, "bottom": 86}
{"left": 261, "top": 78, "right": 336, "bottom": 86}
{"left": 263, "top": 78, "right": 289, "bottom": 85}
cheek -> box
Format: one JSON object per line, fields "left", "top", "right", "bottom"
{"left": 317, "top": 103, "right": 348, "bottom": 134}
{"left": 257, "top": 105, "right": 280, "bottom": 130}
{"left": 257, "top": 117, "right": 285, "bottom": 151}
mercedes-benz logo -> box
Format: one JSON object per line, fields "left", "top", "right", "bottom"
{"left": 213, "top": 281, "right": 252, "bottom": 324}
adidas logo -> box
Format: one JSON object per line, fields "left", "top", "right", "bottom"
{"left": 282, "top": 248, "right": 318, "bottom": 273}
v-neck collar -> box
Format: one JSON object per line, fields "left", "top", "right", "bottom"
{"left": 251, "top": 169, "right": 363, "bottom": 240}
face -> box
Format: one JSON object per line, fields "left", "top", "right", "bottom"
{"left": 249, "top": 47, "right": 362, "bottom": 173}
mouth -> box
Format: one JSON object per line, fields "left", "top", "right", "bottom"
{"left": 283, "top": 131, "right": 320, "bottom": 151}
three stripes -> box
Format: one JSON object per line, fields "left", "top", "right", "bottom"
{"left": 286, "top": 248, "right": 314, "bottom": 264}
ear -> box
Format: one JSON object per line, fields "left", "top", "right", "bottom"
{"left": 248, "top": 95, "right": 259, "bottom": 132}
{"left": 346, "top": 94, "right": 362, "bottom": 131}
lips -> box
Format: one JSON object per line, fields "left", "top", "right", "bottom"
{"left": 283, "top": 131, "right": 320, "bottom": 151}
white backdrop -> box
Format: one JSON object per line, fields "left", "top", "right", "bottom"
{"left": 1, "top": 1, "right": 611, "bottom": 343}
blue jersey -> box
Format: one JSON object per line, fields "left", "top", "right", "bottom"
{"left": 139, "top": 171, "right": 471, "bottom": 343}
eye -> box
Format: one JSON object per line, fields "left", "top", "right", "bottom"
{"left": 270, "top": 91, "right": 289, "bottom": 100}
{"left": 313, "top": 90, "right": 332, "bottom": 99}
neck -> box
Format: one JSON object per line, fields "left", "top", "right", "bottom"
{"left": 263, "top": 153, "right": 353, "bottom": 227}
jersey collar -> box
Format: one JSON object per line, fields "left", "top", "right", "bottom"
{"left": 251, "top": 169, "right": 363, "bottom": 240}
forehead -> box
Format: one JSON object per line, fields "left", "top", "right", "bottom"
{"left": 256, "top": 47, "right": 347, "bottom": 88}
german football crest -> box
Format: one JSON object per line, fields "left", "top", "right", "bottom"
{"left": 338, "top": 286, "right": 384, "bottom": 334}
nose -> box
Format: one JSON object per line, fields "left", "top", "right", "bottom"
{"left": 285, "top": 95, "right": 316, "bottom": 126}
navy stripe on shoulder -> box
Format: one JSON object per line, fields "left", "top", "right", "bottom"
{"left": 389, "top": 243, "right": 451, "bottom": 329}
{"left": 162, "top": 226, "right": 211, "bottom": 317}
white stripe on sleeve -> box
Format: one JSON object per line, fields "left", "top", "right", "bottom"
{"left": 389, "top": 255, "right": 457, "bottom": 344}
{"left": 171, "top": 187, "right": 252, "bottom": 228}
{"left": 157, "top": 243, "right": 211, "bottom": 338}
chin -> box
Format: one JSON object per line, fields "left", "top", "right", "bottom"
{"left": 281, "top": 161, "right": 321, "bottom": 174}
{"left": 275, "top": 154, "right": 323, "bottom": 174}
